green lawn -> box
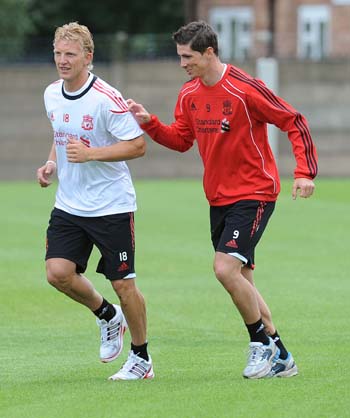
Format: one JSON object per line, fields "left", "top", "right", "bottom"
{"left": 0, "top": 178, "right": 349, "bottom": 418}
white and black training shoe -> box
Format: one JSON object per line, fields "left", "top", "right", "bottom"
{"left": 108, "top": 351, "right": 154, "bottom": 381}
{"left": 97, "top": 304, "right": 128, "bottom": 363}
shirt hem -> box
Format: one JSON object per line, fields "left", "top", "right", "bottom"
{"left": 54, "top": 203, "right": 137, "bottom": 217}
{"left": 208, "top": 194, "right": 278, "bottom": 206}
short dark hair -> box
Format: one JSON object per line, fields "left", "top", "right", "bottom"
{"left": 172, "top": 21, "right": 219, "bottom": 55}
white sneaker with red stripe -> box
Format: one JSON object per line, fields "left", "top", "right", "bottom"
{"left": 96, "top": 304, "right": 128, "bottom": 363}
{"left": 108, "top": 351, "right": 154, "bottom": 381}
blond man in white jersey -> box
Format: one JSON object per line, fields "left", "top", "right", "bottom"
{"left": 37, "top": 22, "right": 154, "bottom": 380}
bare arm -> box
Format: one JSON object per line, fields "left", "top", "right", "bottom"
{"left": 37, "top": 143, "right": 57, "bottom": 188}
{"left": 127, "top": 99, "right": 151, "bottom": 124}
{"left": 292, "top": 177, "right": 315, "bottom": 200}
{"left": 66, "top": 135, "right": 146, "bottom": 163}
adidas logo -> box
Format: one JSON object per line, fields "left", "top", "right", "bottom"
{"left": 118, "top": 262, "right": 129, "bottom": 272}
{"left": 256, "top": 323, "right": 265, "bottom": 333}
{"left": 225, "top": 239, "right": 238, "bottom": 248}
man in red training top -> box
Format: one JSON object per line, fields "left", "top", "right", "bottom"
{"left": 128, "top": 21, "right": 318, "bottom": 379}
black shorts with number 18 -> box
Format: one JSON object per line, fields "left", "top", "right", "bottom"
{"left": 46, "top": 208, "right": 136, "bottom": 280}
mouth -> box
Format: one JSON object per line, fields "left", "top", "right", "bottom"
{"left": 59, "top": 67, "right": 71, "bottom": 73}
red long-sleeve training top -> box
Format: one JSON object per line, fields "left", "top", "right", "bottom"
{"left": 141, "top": 64, "right": 318, "bottom": 206}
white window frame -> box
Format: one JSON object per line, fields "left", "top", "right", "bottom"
{"left": 332, "top": 0, "right": 350, "bottom": 5}
{"left": 209, "top": 7, "right": 253, "bottom": 61}
{"left": 297, "top": 5, "right": 331, "bottom": 60}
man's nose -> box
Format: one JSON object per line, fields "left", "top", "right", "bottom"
{"left": 58, "top": 54, "right": 68, "bottom": 63}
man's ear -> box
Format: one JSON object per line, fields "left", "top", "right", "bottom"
{"left": 85, "top": 51, "right": 93, "bottom": 66}
{"left": 205, "top": 47, "right": 215, "bottom": 57}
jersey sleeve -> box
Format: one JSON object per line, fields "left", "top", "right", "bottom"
{"left": 105, "top": 94, "right": 144, "bottom": 141}
{"left": 141, "top": 95, "right": 195, "bottom": 153}
{"left": 43, "top": 83, "right": 59, "bottom": 132}
{"left": 247, "top": 81, "right": 318, "bottom": 179}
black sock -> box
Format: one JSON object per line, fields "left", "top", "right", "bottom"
{"left": 131, "top": 342, "right": 149, "bottom": 361}
{"left": 245, "top": 318, "right": 270, "bottom": 345}
{"left": 93, "top": 298, "right": 116, "bottom": 322}
{"left": 270, "top": 331, "right": 288, "bottom": 360}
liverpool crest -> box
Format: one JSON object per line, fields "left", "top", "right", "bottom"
{"left": 81, "top": 114, "right": 94, "bottom": 130}
{"left": 222, "top": 100, "right": 233, "bottom": 115}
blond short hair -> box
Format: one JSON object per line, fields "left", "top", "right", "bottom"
{"left": 54, "top": 22, "right": 94, "bottom": 70}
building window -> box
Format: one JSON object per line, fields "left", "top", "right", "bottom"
{"left": 332, "top": 0, "right": 350, "bottom": 4}
{"left": 298, "top": 5, "right": 330, "bottom": 60}
{"left": 209, "top": 7, "right": 253, "bottom": 61}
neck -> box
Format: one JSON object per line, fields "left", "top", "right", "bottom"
{"left": 201, "top": 61, "right": 226, "bottom": 86}
{"left": 64, "top": 71, "right": 90, "bottom": 92}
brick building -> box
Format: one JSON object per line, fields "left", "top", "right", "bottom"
{"left": 195, "top": 0, "right": 350, "bottom": 61}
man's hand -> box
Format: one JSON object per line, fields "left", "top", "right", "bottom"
{"left": 37, "top": 161, "right": 56, "bottom": 188}
{"left": 66, "top": 137, "right": 91, "bottom": 163}
{"left": 292, "top": 178, "right": 315, "bottom": 200}
{"left": 127, "top": 99, "right": 151, "bottom": 125}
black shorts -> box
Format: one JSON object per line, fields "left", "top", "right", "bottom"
{"left": 210, "top": 200, "right": 275, "bottom": 268}
{"left": 46, "top": 208, "right": 136, "bottom": 280}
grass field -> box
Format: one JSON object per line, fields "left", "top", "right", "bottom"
{"left": 0, "top": 178, "right": 349, "bottom": 418}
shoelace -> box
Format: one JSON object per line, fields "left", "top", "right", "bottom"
{"left": 101, "top": 320, "right": 121, "bottom": 343}
{"left": 120, "top": 353, "right": 150, "bottom": 377}
{"left": 247, "top": 345, "right": 264, "bottom": 365}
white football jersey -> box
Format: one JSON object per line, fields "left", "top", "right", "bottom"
{"left": 44, "top": 73, "right": 143, "bottom": 216}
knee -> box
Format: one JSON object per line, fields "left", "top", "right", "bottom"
{"left": 213, "top": 257, "right": 242, "bottom": 293}
{"left": 112, "top": 279, "right": 135, "bottom": 301}
{"left": 213, "top": 260, "right": 231, "bottom": 284}
{"left": 46, "top": 262, "right": 73, "bottom": 291}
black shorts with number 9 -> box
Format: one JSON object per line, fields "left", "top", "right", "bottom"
{"left": 210, "top": 200, "right": 275, "bottom": 269}
{"left": 46, "top": 208, "right": 135, "bottom": 280}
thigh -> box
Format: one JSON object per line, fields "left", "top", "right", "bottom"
{"left": 46, "top": 208, "right": 93, "bottom": 274}
{"left": 85, "top": 212, "right": 136, "bottom": 281}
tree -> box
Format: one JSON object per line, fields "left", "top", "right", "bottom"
{"left": 29, "top": 0, "right": 185, "bottom": 36}
{"left": 0, "top": 0, "right": 34, "bottom": 59}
